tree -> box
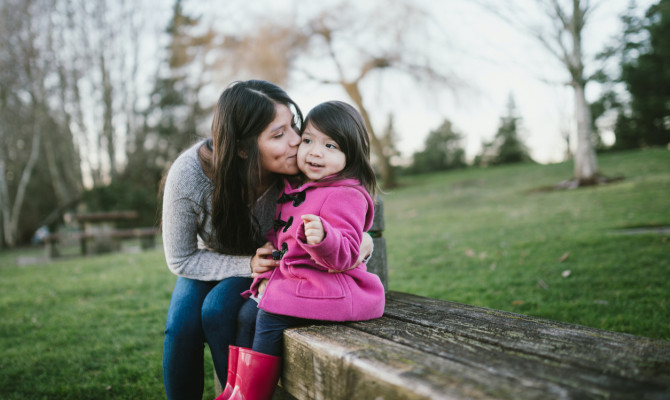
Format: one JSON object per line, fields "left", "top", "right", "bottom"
{"left": 133, "top": 0, "right": 216, "bottom": 176}
{"left": 408, "top": 119, "right": 466, "bottom": 174}
{"left": 0, "top": 0, "right": 156, "bottom": 246}
{"left": 617, "top": 0, "right": 670, "bottom": 148}
{"left": 477, "top": 0, "right": 604, "bottom": 185}
{"left": 302, "top": 2, "right": 461, "bottom": 188}
{"left": 240, "top": 1, "right": 460, "bottom": 189}
{"left": 0, "top": 0, "right": 56, "bottom": 246}
{"left": 476, "top": 94, "right": 533, "bottom": 166}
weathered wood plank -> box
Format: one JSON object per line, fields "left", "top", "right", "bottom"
{"left": 280, "top": 292, "right": 670, "bottom": 400}
{"left": 382, "top": 291, "right": 670, "bottom": 382}
{"left": 348, "top": 315, "right": 669, "bottom": 398}
{"left": 282, "top": 323, "right": 555, "bottom": 400}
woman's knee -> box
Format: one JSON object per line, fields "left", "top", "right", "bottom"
{"left": 164, "top": 277, "right": 210, "bottom": 342}
{"left": 201, "top": 277, "right": 252, "bottom": 330}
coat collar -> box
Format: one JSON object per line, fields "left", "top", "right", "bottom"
{"left": 282, "top": 176, "right": 362, "bottom": 194}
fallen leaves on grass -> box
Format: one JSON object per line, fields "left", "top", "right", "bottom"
{"left": 561, "top": 270, "right": 572, "bottom": 278}
{"left": 559, "top": 252, "right": 570, "bottom": 262}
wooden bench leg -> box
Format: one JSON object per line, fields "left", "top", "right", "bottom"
{"left": 140, "top": 235, "right": 156, "bottom": 250}
{"left": 45, "top": 241, "right": 59, "bottom": 258}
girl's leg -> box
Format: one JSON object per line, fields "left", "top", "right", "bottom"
{"left": 235, "top": 299, "right": 260, "bottom": 348}
{"left": 227, "top": 311, "right": 309, "bottom": 400}
{"left": 201, "top": 277, "right": 253, "bottom": 383}
{"left": 252, "top": 309, "right": 307, "bottom": 357}
{"left": 163, "top": 276, "right": 216, "bottom": 400}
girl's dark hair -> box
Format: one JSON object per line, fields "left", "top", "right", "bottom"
{"left": 211, "top": 80, "right": 303, "bottom": 255}
{"left": 304, "top": 101, "right": 377, "bottom": 198}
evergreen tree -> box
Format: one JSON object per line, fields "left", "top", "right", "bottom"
{"left": 408, "top": 119, "right": 466, "bottom": 174}
{"left": 476, "top": 94, "right": 532, "bottom": 166}
{"left": 614, "top": 0, "right": 670, "bottom": 149}
{"left": 112, "top": 0, "right": 215, "bottom": 225}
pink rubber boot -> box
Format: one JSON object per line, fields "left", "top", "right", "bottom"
{"left": 213, "top": 345, "right": 240, "bottom": 400}
{"left": 228, "top": 348, "right": 281, "bottom": 400}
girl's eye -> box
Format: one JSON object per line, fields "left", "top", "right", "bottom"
{"left": 326, "top": 143, "right": 338, "bottom": 150}
{"left": 302, "top": 138, "right": 312, "bottom": 144}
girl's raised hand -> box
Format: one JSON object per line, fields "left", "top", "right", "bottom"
{"left": 301, "top": 214, "right": 324, "bottom": 245}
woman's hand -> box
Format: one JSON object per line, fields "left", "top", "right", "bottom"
{"left": 250, "top": 242, "right": 279, "bottom": 278}
{"left": 328, "top": 232, "right": 374, "bottom": 273}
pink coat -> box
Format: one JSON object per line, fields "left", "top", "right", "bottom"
{"left": 243, "top": 177, "right": 385, "bottom": 321}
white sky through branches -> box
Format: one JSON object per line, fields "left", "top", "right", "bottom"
{"left": 185, "top": 0, "right": 654, "bottom": 164}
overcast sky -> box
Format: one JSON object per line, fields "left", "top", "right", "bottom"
{"left": 182, "top": 0, "right": 655, "bottom": 164}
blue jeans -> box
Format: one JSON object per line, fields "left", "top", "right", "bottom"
{"left": 236, "top": 299, "right": 312, "bottom": 357}
{"left": 163, "top": 276, "right": 252, "bottom": 400}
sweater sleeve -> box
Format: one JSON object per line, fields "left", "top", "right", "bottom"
{"left": 295, "top": 188, "right": 369, "bottom": 271}
{"left": 161, "top": 149, "right": 253, "bottom": 281}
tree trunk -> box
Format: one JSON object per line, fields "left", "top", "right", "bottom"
{"left": 342, "top": 82, "right": 397, "bottom": 189}
{"left": 573, "top": 83, "right": 598, "bottom": 183}
{"left": 4, "top": 122, "right": 42, "bottom": 247}
{"left": 568, "top": 0, "right": 598, "bottom": 184}
{"left": 101, "top": 52, "right": 116, "bottom": 181}
{"left": 0, "top": 156, "right": 10, "bottom": 247}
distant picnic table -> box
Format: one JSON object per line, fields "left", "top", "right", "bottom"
{"left": 44, "top": 210, "right": 159, "bottom": 257}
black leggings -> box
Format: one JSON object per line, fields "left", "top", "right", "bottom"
{"left": 236, "top": 299, "right": 311, "bottom": 357}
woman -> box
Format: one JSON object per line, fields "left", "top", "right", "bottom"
{"left": 160, "top": 80, "right": 370, "bottom": 399}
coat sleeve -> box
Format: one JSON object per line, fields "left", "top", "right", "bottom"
{"left": 295, "top": 188, "right": 369, "bottom": 271}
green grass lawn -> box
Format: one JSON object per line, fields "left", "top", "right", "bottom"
{"left": 384, "top": 147, "right": 670, "bottom": 340}
{"left": 0, "top": 147, "right": 668, "bottom": 399}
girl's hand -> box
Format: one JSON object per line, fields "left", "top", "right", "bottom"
{"left": 301, "top": 214, "right": 325, "bottom": 245}
{"left": 250, "top": 242, "right": 279, "bottom": 278}
{"left": 258, "top": 279, "right": 269, "bottom": 295}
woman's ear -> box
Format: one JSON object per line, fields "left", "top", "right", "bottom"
{"left": 237, "top": 140, "right": 248, "bottom": 159}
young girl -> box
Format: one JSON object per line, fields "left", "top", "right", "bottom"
{"left": 216, "top": 101, "right": 385, "bottom": 400}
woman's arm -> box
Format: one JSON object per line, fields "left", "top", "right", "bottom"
{"left": 161, "top": 155, "right": 253, "bottom": 281}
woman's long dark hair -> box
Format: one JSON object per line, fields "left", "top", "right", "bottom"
{"left": 304, "top": 101, "right": 378, "bottom": 198}
{"left": 210, "top": 80, "right": 303, "bottom": 255}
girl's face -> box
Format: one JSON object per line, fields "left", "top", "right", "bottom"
{"left": 257, "top": 104, "right": 301, "bottom": 179}
{"left": 298, "top": 121, "right": 346, "bottom": 182}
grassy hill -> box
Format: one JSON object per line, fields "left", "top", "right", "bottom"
{"left": 383, "top": 147, "right": 669, "bottom": 340}
{"left": 0, "top": 147, "right": 668, "bottom": 399}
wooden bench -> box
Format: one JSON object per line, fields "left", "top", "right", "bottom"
{"left": 215, "top": 199, "right": 670, "bottom": 399}
{"left": 44, "top": 210, "right": 159, "bottom": 257}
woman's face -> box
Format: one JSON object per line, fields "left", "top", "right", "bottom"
{"left": 257, "top": 104, "right": 301, "bottom": 178}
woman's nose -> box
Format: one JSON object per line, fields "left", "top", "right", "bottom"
{"left": 288, "top": 129, "right": 301, "bottom": 147}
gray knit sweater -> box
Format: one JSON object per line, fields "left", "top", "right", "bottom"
{"left": 161, "top": 139, "right": 278, "bottom": 281}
